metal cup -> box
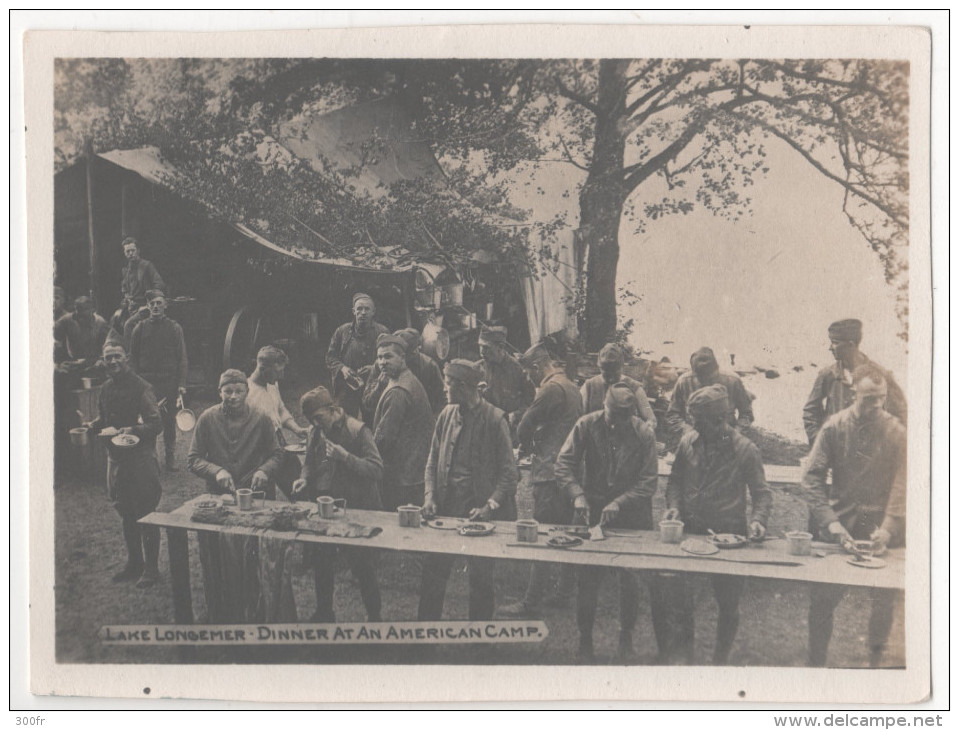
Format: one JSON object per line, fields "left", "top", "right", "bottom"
{"left": 785, "top": 531, "right": 813, "bottom": 556}
{"left": 659, "top": 519, "right": 685, "bottom": 544}
{"left": 236, "top": 488, "right": 265, "bottom": 511}
{"left": 318, "top": 496, "right": 347, "bottom": 519}
{"left": 515, "top": 519, "right": 539, "bottom": 543}
{"left": 398, "top": 504, "right": 422, "bottom": 527}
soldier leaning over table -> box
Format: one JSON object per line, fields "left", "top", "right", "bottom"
{"left": 801, "top": 363, "right": 907, "bottom": 668}
{"left": 662, "top": 384, "right": 772, "bottom": 665}
{"left": 554, "top": 383, "right": 670, "bottom": 663}
{"left": 418, "top": 359, "right": 518, "bottom": 621}
{"left": 84, "top": 339, "right": 163, "bottom": 589}
{"left": 293, "top": 386, "right": 384, "bottom": 623}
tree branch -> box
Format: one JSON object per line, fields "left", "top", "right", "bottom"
{"left": 558, "top": 134, "right": 590, "bottom": 172}
{"left": 554, "top": 76, "right": 599, "bottom": 115}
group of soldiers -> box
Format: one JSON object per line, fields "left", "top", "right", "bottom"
{"left": 58, "top": 236, "right": 908, "bottom": 666}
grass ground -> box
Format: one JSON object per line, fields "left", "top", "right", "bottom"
{"left": 54, "top": 395, "right": 903, "bottom": 667}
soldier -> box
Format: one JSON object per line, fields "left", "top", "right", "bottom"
{"left": 580, "top": 343, "right": 657, "bottom": 427}
{"left": 802, "top": 364, "right": 906, "bottom": 667}
{"left": 555, "top": 383, "right": 669, "bottom": 662}
{"left": 802, "top": 318, "right": 907, "bottom": 445}
{"left": 120, "top": 237, "right": 165, "bottom": 321}
{"left": 477, "top": 325, "right": 534, "bottom": 437}
{"left": 371, "top": 334, "right": 434, "bottom": 510}
{"left": 326, "top": 293, "right": 389, "bottom": 417}
{"left": 500, "top": 342, "right": 582, "bottom": 618}
{"left": 84, "top": 340, "right": 163, "bottom": 588}
{"left": 666, "top": 346, "right": 754, "bottom": 444}
{"left": 662, "top": 384, "right": 773, "bottom": 664}
{"left": 129, "top": 290, "right": 188, "bottom": 470}
{"left": 293, "top": 387, "right": 384, "bottom": 623}
{"left": 418, "top": 360, "right": 518, "bottom": 621}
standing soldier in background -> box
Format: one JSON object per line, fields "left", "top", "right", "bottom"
{"left": 667, "top": 346, "right": 754, "bottom": 444}
{"left": 361, "top": 328, "right": 446, "bottom": 422}
{"left": 119, "top": 237, "right": 165, "bottom": 324}
{"left": 802, "top": 364, "right": 906, "bottom": 667}
{"left": 293, "top": 386, "right": 384, "bottom": 623}
{"left": 326, "top": 293, "right": 389, "bottom": 418}
{"left": 477, "top": 324, "right": 534, "bottom": 438}
{"left": 371, "top": 334, "right": 434, "bottom": 510}
{"left": 555, "top": 383, "right": 669, "bottom": 662}
{"left": 54, "top": 295, "right": 111, "bottom": 379}
{"left": 419, "top": 360, "right": 518, "bottom": 621}
{"left": 84, "top": 340, "right": 163, "bottom": 588}
{"left": 580, "top": 343, "right": 657, "bottom": 427}
{"left": 802, "top": 318, "right": 907, "bottom": 445}
{"left": 500, "top": 342, "right": 582, "bottom": 618}
{"left": 662, "top": 384, "right": 773, "bottom": 665}
{"left": 130, "top": 290, "right": 188, "bottom": 471}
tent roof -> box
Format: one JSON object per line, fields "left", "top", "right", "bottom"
{"left": 96, "top": 146, "right": 444, "bottom": 276}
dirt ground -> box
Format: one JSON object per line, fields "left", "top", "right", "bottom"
{"left": 53, "top": 394, "right": 904, "bottom": 668}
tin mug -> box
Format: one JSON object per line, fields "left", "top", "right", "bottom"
{"left": 318, "top": 496, "right": 347, "bottom": 519}
{"left": 785, "top": 531, "right": 813, "bottom": 556}
{"left": 659, "top": 519, "right": 684, "bottom": 544}
{"left": 236, "top": 488, "right": 265, "bottom": 511}
{"left": 398, "top": 504, "right": 422, "bottom": 528}
{"left": 515, "top": 519, "right": 539, "bottom": 543}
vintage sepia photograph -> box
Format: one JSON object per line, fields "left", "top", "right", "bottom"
{"left": 22, "top": 20, "right": 934, "bottom": 706}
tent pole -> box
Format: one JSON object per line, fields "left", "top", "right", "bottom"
{"left": 84, "top": 141, "right": 99, "bottom": 308}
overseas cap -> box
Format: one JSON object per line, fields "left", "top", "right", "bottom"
{"left": 376, "top": 333, "right": 408, "bottom": 354}
{"left": 687, "top": 384, "right": 729, "bottom": 419}
{"left": 445, "top": 359, "right": 483, "bottom": 386}
{"left": 690, "top": 347, "right": 719, "bottom": 376}
{"left": 300, "top": 386, "right": 335, "bottom": 418}
{"left": 598, "top": 343, "right": 625, "bottom": 366}
{"left": 218, "top": 369, "right": 248, "bottom": 389}
{"left": 604, "top": 382, "right": 638, "bottom": 411}
{"left": 828, "top": 319, "right": 863, "bottom": 343}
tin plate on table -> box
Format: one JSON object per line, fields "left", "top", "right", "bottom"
{"left": 546, "top": 535, "right": 583, "bottom": 549}
{"left": 680, "top": 539, "right": 720, "bottom": 556}
{"left": 458, "top": 522, "right": 495, "bottom": 537}
{"left": 427, "top": 518, "right": 469, "bottom": 530}
{"left": 846, "top": 556, "right": 886, "bottom": 569}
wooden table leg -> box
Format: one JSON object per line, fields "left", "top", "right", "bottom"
{"left": 166, "top": 526, "right": 195, "bottom": 661}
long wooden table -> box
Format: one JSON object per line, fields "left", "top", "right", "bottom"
{"left": 140, "top": 496, "right": 904, "bottom": 628}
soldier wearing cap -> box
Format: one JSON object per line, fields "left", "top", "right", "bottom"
{"left": 802, "top": 318, "right": 907, "bottom": 445}
{"left": 580, "top": 343, "right": 657, "bottom": 427}
{"left": 477, "top": 325, "right": 534, "bottom": 436}
{"left": 129, "top": 289, "right": 188, "bottom": 470}
{"left": 83, "top": 339, "right": 163, "bottom": 588}
{"left": 802, "top": 363, "right": 906, "bottom": 667}
{"left": 120, "top": 237, "right": 165, "bottom": 319}
{"left": 326, "top": 293, "right": 389, "bottom": 417}
{"left": 293, "top": 387, "right": 384, "bottom": 622}
{"left": 661, "top": 384, "right": 773, "bottom": 664}
{"left": 54, "top": 295, "right": 111, "bottom": 379}
{"left": 555, "top": 382, "right": 668, "bottom": 662}
{"left": 361, "top": 328, "right": 446, "bottom": 422}
{"left": 371, "top": 333, "right": 434, "bottom": 510}
{"left": 418, "top": 359, "right": 518, "bottom": 621}
{"left": 188, "top": 369, "right": 289, "bottom": 622}
{"left": 500, "top": 342, "right": 583, "bottom": 618}
{"left": 666, "top": 346, "right": 754, "bottom": 445}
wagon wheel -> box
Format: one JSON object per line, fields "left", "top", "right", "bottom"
{"left": 223, "top": 306, "right": 264, "bottom": 373}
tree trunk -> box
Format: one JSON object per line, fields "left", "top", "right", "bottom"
{"left": 577, "top": 60, "right": 629, "bottom": 351}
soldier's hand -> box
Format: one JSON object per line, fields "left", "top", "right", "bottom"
{"left": 118, "top": 427, "right": 134, "bottom": 435}
{"left": 341, "top": 365, "right": 355, "bottom": 379}
{"left": 827, "top": 520, "right": 853, "bottom": 544}
{"left": 215, "top": 469, "right": 235, "bottom": 493}
{"left": 600, "top": 502, "right": 620, "bottom": 525}
{"left": 325, "top": 442, "right": 349, "bottom": 461}
{"left": 469, "top": 505, "right": 492, "bottom": 522}
{"left": 291, "top": 479, "right": 307, "bottom": 498}
{"left": 748, "top": 521, "right": 766, "bottom": 541}
{"left": 870, "top": 527, "right": 892, "bottom": 556}
{"left": 573, "top": 495, "right": 590, "bottom": 525}
{"left": 251, "top": 470, "right": 270, "bottom": 491}
{"left": 663, "top": 508, "right": 681, "bottom": 522}
{"left": 422, "top": 497, "right": 438, "bottom": 519}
